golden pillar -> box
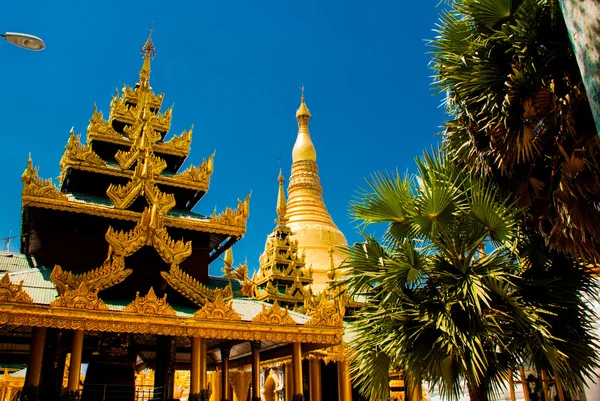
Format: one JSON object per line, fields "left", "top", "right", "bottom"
{"left": 24, "top": 327, "right": 47, "bottom": 387}
{"left": 284, "top": 362, "right": 293, "bottom": 401}
{"left": 191, "top": 337, "right": 200, "bottom": 395}
{"left": 67, "top": 330, "right": 84, "bottom": 392}
{"left": 308, "top": 357, "right": 322, "bottom": 401}
{"left": 200, "top": 338, "right": 208, "bottom": 391}
{"left": 191, "top": 338, "right": 208, "bottom": 395}
{"left": 221, "top": 346, "right": 231, "bottom": 401}
{"left": 291, "top": 342, "right": 303, "bottom": 400}
{"left": 251, "top": 341, "right": 261, "bottom": 401}
{"left": 337, "top": 360, "right": 352, "bottom": 401}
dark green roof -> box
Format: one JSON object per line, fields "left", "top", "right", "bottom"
{"left": 70, "top": 193, "right": 114, "bottom": 207}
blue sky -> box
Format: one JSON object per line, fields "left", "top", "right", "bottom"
{"left": 1, "top": 0, "right": 446, "bottom": 276}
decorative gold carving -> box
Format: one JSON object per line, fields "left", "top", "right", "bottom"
{"left": 20, "top": 197, "right": 246, "bottom": 237}
{"left": 0, "top": 274, "right": 34, "bottom": 304}
{"left": 175, "top": 153, "right": 214, "bottom": 186}
{"left": 252, "top": 301, "right": 296, "bottom": 326}
{"left": 50, "top": 283, "right": 108, "bottom": 310}
{"left": 240, "top": 276, "right": 255, "bottom": 298}
{"left": 162, "top": 127, "right": 192, "bottom": 154}
{"left": 21, "top": 156, "right": 68, "bottom": 201}
{"left": 0, "top": 303, "right": 343, "bottom": 344}
{"left": 210, "top": 194, "right": 251, "bottom": 228}
{"left": 50, "top": 255, "right": 132, "bottom": 295}
{"left": 105, "top": 207, "right": 192, "bottom": 265}
{"left": 123, "top": 288, "right": 176, "bottom": 316}
{"left": 194, "top": 293, "right": 242, "bottom": 321}
{"left": 87, "top": 105, "right": 123, "bottom": 141}
{"left": 304, "top": 294, "right": 344, "bottom": 327}
{"left": 61, "top": 128, "right": 105, "bottom": 166}
{"left": 161, "top": 265, "right": 233, "bottom": 306}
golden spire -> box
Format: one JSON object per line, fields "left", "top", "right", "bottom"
{"left": 138, "top": 24, "right": 155, "bottom": 88}
{"left": 285, "top": 89, "right": 347, "bottom": 291}
{"left": 292, "top": 87, "right": 317, "bottom": 162}
{"left": 222, "top": 247, "right": 234, "bottom": 277}
{"left": 275, "top": 169, "right": 288, "bottom": 226}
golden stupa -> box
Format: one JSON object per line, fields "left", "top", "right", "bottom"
{"left": 285, "top": 90, "right": 348, "bottom": 291}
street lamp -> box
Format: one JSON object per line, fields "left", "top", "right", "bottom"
{"left": 1, "top": 32, "right": 45, "bottom": 51}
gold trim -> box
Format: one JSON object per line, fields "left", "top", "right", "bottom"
{"left": 87, "top": 107, "right": 189, "bottom": 158}
{"left": 105, "top": 207, "right": 192, "bottom": 265}
{"left": 161, "top": 265, "right": 233, "bottom": 306}
{"left": 50, "top": 254, "right": 132, "bottom": 295}
{"left": 210, "top": 194, "right": 251, "bottom": 229}
{"left": 252, "top": 301, "right": 296, "bottom": 326}
{"left": 123, "top": 288, "right": 176, "bottom": 316}
{"left": 0, "top": 304, "right": 343, "bottom": 344}
{"left": 0, "top": 274, "right": 34, "bottom": 304}
{"left": 304, "top": 295, "right": 344, "bottom": 327}
{"left": 21, "top": 196, "right": 247, "bottom": 236}
{"left": 22, "top": 157, "right": 68, "bottom": 201}
{"left": 58, "top": 129, "right": 106, "bottom": 184}
{"left": 175, "top": 153, "right": 214, "bottom": 186}
{"left": 194, "top": 293, "right": 242, "bottom": 321}
{"left": 50, "top": 283, "right": 108, "bottom": 310}
{"left": 59, "top": 161, "right": 210, "bottom": 192}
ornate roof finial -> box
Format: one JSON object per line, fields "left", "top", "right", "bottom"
{"left": 327, "top": 246, "right": 336, "bottom": 281}
{"left": 275, "top": 169, "right": 288, "bottom": 226}
{"left": 139, "top": 23, "right": 155, "bottom": 88}
{"left": 296, "top": 85, "right": 311, "bottom": 121}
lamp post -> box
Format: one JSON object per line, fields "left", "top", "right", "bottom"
{"left": 1, "top": 32, "right": 45, "bottom": 51}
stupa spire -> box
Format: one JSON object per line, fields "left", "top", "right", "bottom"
{"left": 292, "top": 87, "right": 316, "bottom": 162}
{"left": 275, "top": 169, "right": 288, "bottom": 226}
{"left": 138, "top": 25, "right": 155, "bottom": 88}
{"left": 285, "top": 89, "right": 347, "bottom": 291}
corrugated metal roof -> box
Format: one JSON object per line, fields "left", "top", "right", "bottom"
{"left": 8, "top": 268, "right": 57, "bottom": 305}
{"left": 0, "top": 253, "right": 39, "bottom": 272}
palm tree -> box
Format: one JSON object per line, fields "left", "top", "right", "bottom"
{"left": 342, "top": 150, "right": 598, "bottom": 401}
{"left": 430, "top": 0, "right": 600, "bottom": 260}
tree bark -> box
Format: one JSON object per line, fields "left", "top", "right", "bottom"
{"left": 467, "top": 382, "right": 489, "bottom": 401}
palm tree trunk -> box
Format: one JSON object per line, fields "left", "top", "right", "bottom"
{"left": 467, "top": 382, "right": 489, "bottom": 401}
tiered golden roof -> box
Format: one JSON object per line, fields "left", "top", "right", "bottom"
{"left": 248, "top": 171, "right": 314, "bottom": 307}
{"left": 22, "top": 33, "right": 250, "bottom": 307}
{"left": 285, "top": 91, "right": 348, "bottom": 291}
{"left": 22, "top": 34, "right": 249, "bottom": 239}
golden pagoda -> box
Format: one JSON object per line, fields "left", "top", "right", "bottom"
{"left": 0, "top": 34, "right": 346, "bottom": 401}
{"left": 285, "top": 90, "right": 348, "bottom": 291}
{"left": 250, "top": 171, "right": 313, "bottom": 308}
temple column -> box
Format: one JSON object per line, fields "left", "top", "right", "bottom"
{"left": 191, "top": 337, "right": 208, "bottom": 396}
{"left": 309, "top": 357, "right": 322, "bottom": 401}
{"left": 221, "top": 346, "right": 231, "bottom": 401}
{"left": 155, "top": 335, "right": 176, "bottom": 401}
{"left": 251, "top": 341, "right": 261, "bottom": 401}
{"left": 337, "top": 360, "right": 352, "bottom": 401}
{"left": 24, "top": 327, "right": 47, "bottom": 390}
{"left": 40, "top": 329, "right": 66, "bottom": 401}
{"left": 291, "top": 342, "right": 303, "bottom": 401}
{"left": 191, "top": 338, "right": 200, "bottom": 395}
{"left": 67, "top": 330, "right": 84, "bottom": 393}
{"left": 284, "top": 362, "right": 293, "bottom": 401}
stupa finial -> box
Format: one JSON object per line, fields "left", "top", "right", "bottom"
{"left": 275, "top": 169, "right": 288, "bottom": 226}
{"left": 296, "top": 85, "right": 311, "bottom": 121}
{"left": 139, "top": 23, "right": 155, "bottom": 87}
